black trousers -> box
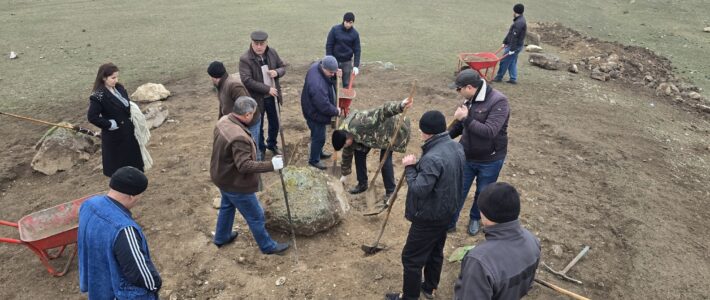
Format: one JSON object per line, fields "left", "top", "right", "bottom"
{"left": 354, "top": 148, "right": 395, "bottom": 194}
{"left": 401, "top": 222, "right": 448, "bottom": 300}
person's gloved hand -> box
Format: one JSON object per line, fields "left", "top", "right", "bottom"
{"left": 352, "top": 67, "right": 359, "bottom": 76}
{"left": 508, "top": 50, "right": 516, "bottom": 55}
{"left": 401, "top": 97, "right": 413, "bottom": 110}
{"left": 271, "top": 155, "right": 284, "bottom": 171}
{"left": 339, "top": 175, "right": 348, "bottom": 183}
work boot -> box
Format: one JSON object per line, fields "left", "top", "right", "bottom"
{"left": 384, "top": 292, "right": 402, "bottom": 300}
{"left": 468, "top": 219, "right": 480, "bottom": 236}
{"left": 309, "top": 161, "right": 327, "bottom": 170}
{"left": 265, "top": 242, "right": 290, "bottom": 255}
{"left": 506, "top": 80, "right": 517, "bottom": 84}
{"left": 348, "top": 182, "right": 368, "bottom": 194}
{"left": 214, "top": 232, "right": 238, "bottom": 248}
{"left": 320, "top": 151, "right": 332, "bottom": 159}
{"left": 420, "top": 285, "right": 435, "bottom": 300}
{"left": 492, "top": 78, "right": 503, "bottom": 83}
{"left": 267, "top": 146, "right": 282, "bottom": 156}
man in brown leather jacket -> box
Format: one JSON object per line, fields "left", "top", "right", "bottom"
{"left": 239, "top": 30, "right": 287, "bottom": 159}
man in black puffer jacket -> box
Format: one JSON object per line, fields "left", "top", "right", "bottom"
{"left": 385, "top": 111, "right": 465, "bottom": 300}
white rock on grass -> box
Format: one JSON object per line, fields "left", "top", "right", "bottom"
{"left": 131, "top": 83, "right": 171, "bottom": 102}
{"left": 525, "top": 45, "right": 543, "bottom": 53}
{"left": 704, "top": 27, "right": 710, "bottom": 32}
{"left": 9, "top": 51, "right": 17, "bottom": 59}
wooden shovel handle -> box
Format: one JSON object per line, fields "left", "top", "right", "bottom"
{"left": 369, "top": 80, "right": 416, "bottom": 187}
{"left": 535, "top": 278, "right": 591, "bottom": 300}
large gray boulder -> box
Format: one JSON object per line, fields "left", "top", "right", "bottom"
{"left": 261, "top": 167, "right": 349, "bottom": 236}
{"left": 31, "top": 124, "right": 99, "bottom": 175}
{"left": 528, "top": 53, "right": 561, "bottom": 70}
{"left": 131, "top": 83, "right": 171, "bottom": 102}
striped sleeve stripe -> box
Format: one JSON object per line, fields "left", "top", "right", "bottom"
{"left": 124, "top": 228, "right": 156, "bottom": 291}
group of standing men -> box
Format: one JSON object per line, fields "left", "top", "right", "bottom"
{"left": 77, "top": 6, "right": 540, "bottom": 300}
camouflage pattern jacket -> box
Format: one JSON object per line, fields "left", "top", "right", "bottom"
{"left": 340, "top": 101, "right": 410, "bottom": 176}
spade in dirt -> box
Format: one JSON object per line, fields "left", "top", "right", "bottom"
{"left": 361, "top": 172, "right": 406, "bottom": 255}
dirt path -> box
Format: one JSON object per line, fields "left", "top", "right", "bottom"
{"left": 1, "top": 29, "right": 709, "bottom": 299}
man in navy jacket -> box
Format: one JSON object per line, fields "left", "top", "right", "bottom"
{"left": 326, "top": 12, "right": 361, "bottom": 88}
{"left": 300, "top": 56, "right": 341, "bottom": 170}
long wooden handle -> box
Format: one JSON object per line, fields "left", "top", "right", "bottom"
{"left": 370, "top": 172, "right": 406, "bottom": 247}
{"left": 368, "top": 80, "right": 416, "bottom": 187}
{"left": 332, "top": 79, "right": 342, "bottom": 169}
{"left": 0, "top": 111, "right": 100, "bottom": 137}
{"left": 535, "top": 278, "right": 591, "bottom": 300}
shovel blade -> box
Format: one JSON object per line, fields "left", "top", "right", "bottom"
{"left": 327, "top": 165, "right": 341, "bottom": 177}
{"left": 361, "top": 243, "right": 386, "bottom": 255}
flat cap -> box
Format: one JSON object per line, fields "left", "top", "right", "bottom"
{"left": 250, "top": 30, "right": 268, "bottom": 41}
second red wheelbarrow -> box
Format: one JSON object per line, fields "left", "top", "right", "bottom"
{"left": 338, "top": 73, "right": 356, "bottom": 117}
{"left": 0, "top": 194, "right": 96, "bottom": 276}
{"left": 456, "top": 47, "right": 509, "bottom": 82}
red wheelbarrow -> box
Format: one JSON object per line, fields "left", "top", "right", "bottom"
{"left": 456, "top": 47, "right": 509, "bottom": 82}
{"left": 1, "top": 194, "right": 96, "bottom": 276}
{"left": 339, "top": 73, "right": 356, "bottom": 117}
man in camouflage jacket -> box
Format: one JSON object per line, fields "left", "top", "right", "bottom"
{"left": 332, "top": 98, "right": 412, "bottom": 200}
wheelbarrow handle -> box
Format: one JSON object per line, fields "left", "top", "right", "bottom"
{"left": 0, "top": 220, "right": 18, "bottom": 227}
{"left": 0, "top": 220, "right": 22, "bottom": 244}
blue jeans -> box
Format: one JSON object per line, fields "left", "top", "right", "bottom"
{"left": 214, "top": 190, "right": 278, "bottom": 253}
{"left": 449, "top": 159, "right": 505, "bottom": 229}
{"left": 259, "top": 97, "right": 279, "bottom": 151}
{"left": 495, "top": 47, "right": 521, "bottom": 81}
{"left": 306, "top": 119, "right": 326, "bottom": 165}
{"left": 248, "top": 118, "right": 262, "bottom": 161}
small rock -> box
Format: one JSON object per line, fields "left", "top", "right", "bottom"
{"left": 383, "top": 62, "right": 396, "bottom": 70}
{"left": 374, "top": 274, "right": 384, "bottom": 281}
{"left": 551, "top": 244, "right": 564, "bottom": 257}
{"left": 644, "top": 75, "right": 654, "bottom": 82}
{"left": 275, "top": 276, "right": 286, "bottom": 286}
{"left": 688, "top": 92, "right": 702, "bottom": 100}
{"left": 704, "top": 27, "right": 710, "bottom": 32}
{"left": 656, "top": 82, "right": 673, "bottom": 96}
{"left": 143, "top": 102, "right": 169, "bottom": 129}
{"left": 212, "top": 196, "right": 221, "bottom": 209}
{"left": 237, "top": 256, "right": 246, "bottom": 264}
{"left": 9, "top": 51, "right": 17, "bottom": 59}
{"left": 525, "top": 45, "right": 543, "bottom": 53}
{"left": 528, "top": 169, "right": 536, "bottom": 175}
{"left": 131, "top": 83, "right": 171, "bottom": 102}
{"left": 568, "top": 64, "right": 579, "bottom": 74}
{"left": 528, "top": 53, "right": 561, "bottom": 70}
{"left": 609, "top": 70, "right": 622, "bottom": 79}
{"left": 591, "top": 68, "right": 610, "bottom": 81}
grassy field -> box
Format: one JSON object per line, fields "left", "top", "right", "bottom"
{"left": 2, "top": 0, "right": 706, "bottom": 119}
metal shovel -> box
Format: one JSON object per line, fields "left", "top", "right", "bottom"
{"left": 361, "top": 172, "right": 406, "bottom": 255}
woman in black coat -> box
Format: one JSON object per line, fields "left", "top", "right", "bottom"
{"left": 87, "top": 63, "right": 144, "bottom": 177}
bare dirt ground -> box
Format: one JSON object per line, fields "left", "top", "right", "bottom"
{"left": 1, "top": 24, "right": 710, "bottom": 299}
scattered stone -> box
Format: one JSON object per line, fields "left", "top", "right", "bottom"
{"left": 383, "top": 62, "right": 396, "bottom": 70}
{"left": 528, "top": 169, "right": 536, "bottom": 175}
{"left": 590, "top": 68, "right": 610, "bottom": 81}
{"left": 568, "top": 64, "right": 579, "bottom": 74}
{"left": 275, "top": 277, "right": 286, "bottom": 286}
{"left": 528, "top": 53, "right": 560, "bottom": 70}
{"left": 656, "top": 82, "right": 673, "bottom": 96}
{"left": 131, "top": 83, "right": 171, "bottom": 102}
{"left": 31, "top": 123, "right": 99, "bottom": 175}
{"left": 9, "top": 51, "right": 17, "bottom": 59}
{"left": 262, "top": 167, "right": 349, "bottom": 236}
{"left": 688, "top": 92, "right": 702, "bottom": 100}
{"left": 212, "top": 196, "right": 221, "bottom": 209}
{"left": 644, "top": 75, "right": 654, "bottom": 82}
{"left": 237, "top": 256, "right": 246, "bottom": 264}
{"left": 143, "top": 102, "right": 169, "bottom": 129}
{"left": 551, "top": 244, "right": 564, "bottom": 257}
{"left": 525, "top": 45, "right": 543, "bottom": 53}
{"left": 698, "top": 104, "right": 710, "bottom": 114}
{"left": 704, "top": 27, "right": 710, "bottom": 32}
{"left": 525, "top": 31, "right": 541, "bottom": 46}
{"left": 374, "top": 274, "right": 384, "bottom": 281}
{"left": 609, "top": 70, "right": 622, "bottom": 79}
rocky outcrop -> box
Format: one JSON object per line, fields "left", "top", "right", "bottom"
{"left": 143, "top": 102, "right": 169, "bottom": 129}
{"left": 528, "top": 53, "right": 561, "bottom": 70}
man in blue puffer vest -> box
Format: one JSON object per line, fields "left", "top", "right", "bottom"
{"left": 78, "top": 166, "right": 161, "bottom": 299}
